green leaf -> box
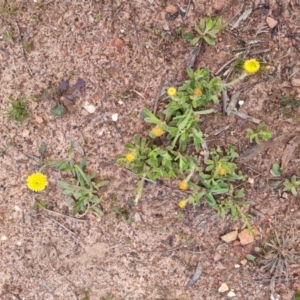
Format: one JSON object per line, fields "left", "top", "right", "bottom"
{"left": 204, "top": 193, "right": 217, "bottom": 208}
{"left": 52, "top": 103, "right": 67, "bottom": 117}
{"left": 203, "top": 35, "right": 215, "bottom": 45}
{"left": 96, "top": 180, "right": 110, "bottom": 188}
{"left": 39, "top": 142, "right": 47, "bottom": 156}
{"left": 271, "top": 164, "right": 283, "bottom": 176}
{"left": 246, "top": 254, "right": 256, "bottom": 261}
{"left": 73, "top": 198, "right": 86, "bottom": 216}
{"left": 190, "top": 36, "right": 201, "bottom": 45}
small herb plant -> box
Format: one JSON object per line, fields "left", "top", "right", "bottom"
{"left": 5, "top": 96, "right": 31, "bottom": 125}
{"left": 3, "top": 27, "right": 13, "bottom": 42}
{"left": 246, "top": 122, "right": 273, "bottom": 144}
{"left": 46, "top": 144, "right": 109, "bottom": 218}
{"left": 189, "top": 16, "right": 226, "bottom": 46}
{"left": 283, "top": 175, "right": 300, "bottom": 196}
{"left": 260, "top": 230, "right": 300, "bottom": 292}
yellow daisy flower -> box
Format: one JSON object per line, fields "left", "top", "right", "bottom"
{"left": 27, "top": 172, "right": 48, "bottom": 192}
{"left": 243, "top": 59, "right": 260, "bottom": 74}
{"left": 219, "top": 167, "right": 226, "bottom": 176}
{"left": 193, "top": 88, "right": 202, "bottom": 96}
{"left": 178, "top": 200, "right": 187, "bottom": 209}
{"left": 167, "top": 87, "right": 176, "bottom": 96}
{"left": 152, "top": 126, "right": 164, "bottom": 137}
{"left": 126, "top": 153, "right": 135, "bottom": 162}
{"left": 179, "top": 181, "right": 188, "bottom": 190}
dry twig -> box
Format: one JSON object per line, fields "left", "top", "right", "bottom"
{"left": 14, "top": 20, "right": 33, "bottom": 77}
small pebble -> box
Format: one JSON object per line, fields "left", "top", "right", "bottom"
{"left": 234, "top": 264, "right": 240, "bottom": 268}
{"left": 112, "top": 113, "right": 119, "bottom": 122}
{"left": 1, "top": 236, "right": 7, "bottom": 241}
{"left": 218, "top": 283, "right": 229, "bottom": 293}
{"left": 228, "top": 291, "right": 236, "bottom": 297}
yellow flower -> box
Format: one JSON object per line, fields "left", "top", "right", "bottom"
{"left": 152, "top": 126, "right": 164, "bottom": 137}
{"left": 243, "top": 59, "right": 260, "bottom": 74}
{"left": 219, "top": 167, "right": 226, "bottom": 176}
{"left": 126, "top": 153, "right": 135, "bottom": 162}
{"left": 27, "top": 172, "right": 48, "bottom": 192}
{"left": 179, "top": 181, "right": 188, "bottom": 190}
{"left": 178, "top": 200, "right": 187, "bottom": 209}
{"left": 167, "top": 87, "right": 176, "bottom": 96}
{"left": 193, "top": 88, "right": 202, "bottom": 96}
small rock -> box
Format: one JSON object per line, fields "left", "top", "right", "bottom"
{"left": 111, "top": 38, "right": 125, "bottom": 50}
{"left": 123, "top": 12, "right": 131, "bottom": 19}
{"left": 112, "top": 113, "right": 118, "bottom": 122}
{"left": 214, "top": 252, "right": 222, "bottom": 262}
{"left": 213, "top": 0, "right": 226, "bottom": 11}
{"left": 240, "top": 259, "right": 247, "bottom": 265}
{"left": 221, "top": 230, "right": 238, "bottom": 243}
{"left": 291, "top": 78, "right": 300, "bottom": 87}
{"left": 247, "top": 177, "right": 254, "bottom": 185}
{"left": 157, "top": 57, "right": 164, "bottom": 64}
{"left": 238, "top": 228, "right": 258, "bottom": 245}
{"left": 217, "top": 262, "right": 226, "bottom": 270}
{"left": 162, "top": 22, "right": 170, "bottom": 31}
{"left": 133, "top": 212, "right": 141, "bottom": 222}
{"left": 228, "top": 291, "right": 236, "bottom": 297}
{"left": 118, "top": 100, "right": 124, "bottom": 105}
{"left": 218, "top": 283, "right": 229, "bottom": 293}
{"left": 266, "top": 17, "right": 278, "bottom": 29}
{"left": 165, "top": 4, "right": 178, "bottom": 14}
{"left": 1, "top": 236, "right": 7, "bottom": 241}
{"left": 82, "top": 102, "right": 96, "bottom": 113}
{"left": 35, "top": 115, "right": 44, "bottom": 124}
{"left": 234, "top": 264, "right": 240, "bottom": 268}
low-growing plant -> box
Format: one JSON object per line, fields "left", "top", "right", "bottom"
{"left": 246, "top": 122, "right": 273, "bottom": 144}
{"left": 118, "top": 46, "right": 263, "bottom": 230}
{"left": 283, "top": 175, "right": 300, "bottom": 196}
{"left": 5, "top": 96, "right": 31, "bottom": 125}
{"left": 189, "top": 16, "right": 226, "bottom": 46}
{"left": 260, "top": 230, "right": 300, "bottom": 292}
{"left": 3, "top": 27, "right": 13, "bottom": 43}
{"left": 0, "top": 0, "right": 19, "bottom": 15}
{"left": 45, "top": 144, "right": 109, "bottom": 218}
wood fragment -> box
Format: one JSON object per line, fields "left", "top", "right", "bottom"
{"left": 221, "top": 90, "right": 229, "bottom": 115}
{"left": 14, "top": 21, "right": 33, "bottom": 77}
{"left": 281, "top": 136, "right": 300, "bottom": 170}
{"left": 231, "top": 8, "right": 253, "bottom": 30}
{"left": 226, "top": 91, "right": 241, "bottom": 116}
{"left": 212, "top": 124, "right": 232, "bottom": 136}
{"left": 129, "top": 1, "right": 140, "bottom": 52}
{"left": 185, "top": 262, "right": 202, "bottom": 288}
{"left": 232, "top": 110, "right": 261, "bottom": 124}
{"left": 153, "top": 80, "right": 165, "bottom": 115}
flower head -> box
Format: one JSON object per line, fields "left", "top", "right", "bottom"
{"left": 219, "top": 167, "right": 226, "bottom": 176}
{"left": 167, "top": 87, "right": 176, "bottom": 96}
{"left": 178, "top": 200, "right": 187, "bottom": 209}
{"left": 179, "top": 181, "right": 188, "bottom": 190}
{"left": 193, "top": 88, "right": 202, "bottom": 96}
{"left": 126, "top": 153, "right": 135, "bottom": 163}
{"left": 152, "top": 126, "right": 164, "bottom": 137}
{"left": 27, "top": 172, "right": 48, "bottom": 192}
{"left": 243, "top": 59, "right": 260, "bottom": 74}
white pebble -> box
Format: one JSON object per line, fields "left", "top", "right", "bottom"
{"left": 228, "top": 291, "right": 236, "bottom": 297}
{"left": 234, "top": 264, "right": 240, "bottom": 268}
{"left": 16, "top": 241, "right": 22, "bottom": 246}
{"left": 82, "top": 102, "right": 96, "bottom": 113}
{"left": 112, "top": 113, "right": 119, "bottom": 122}
{"left": 1, "top": 236, "right": 7, "bottom": 241}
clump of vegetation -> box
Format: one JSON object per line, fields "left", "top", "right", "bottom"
{"left": 118, "top": 54, "right": 261, "bottom": 230}
{"left": 44, "top": 144, "right": 109, "bottom": 218}
{"left": 0, "top": 0, "right": 19, "bottom": 15}
{"left": 283, "top": 175, "right": 300, "bottom": 196}
{"left": 246, "top": 122, "right": 273, "bottom": 144}
{"left": 189, "top": 16, "right": 226, "bottom": 46}
{"left": 5, "top": 96, "right": 31, "bottom": 125}
{"left": 3, "top": 27, "right": 13, "bottom": 43}
{"left": 260, "top": 230, "right": 300, "bottom": 292}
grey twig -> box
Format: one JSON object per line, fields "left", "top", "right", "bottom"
{"left": 14, "top": 20, "right": 33, "bottom": 77}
